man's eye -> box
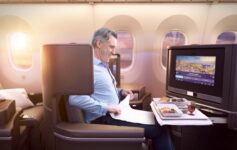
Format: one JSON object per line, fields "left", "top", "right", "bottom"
{"left": 109, "top": 45, "right": 115, "bottom": 49}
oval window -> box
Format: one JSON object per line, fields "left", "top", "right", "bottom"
{"left": 116, "top": 31, "right": 134, "bottom": 69}
{"left": 8, "top": 32, "right": 33, "bottom": 69}
{"left": 162, "top": 31, "right": 186, "bottom": 68}
{"left": 216, "top": 31, "right": 236, "bottom": 44}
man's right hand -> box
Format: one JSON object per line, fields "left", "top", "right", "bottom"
{"left": 107, "top": 105, "right": 121, "bottom": 115}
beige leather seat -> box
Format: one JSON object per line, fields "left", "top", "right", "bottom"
{"left": 41, "top": 44, "right": 145, "bottom": 150}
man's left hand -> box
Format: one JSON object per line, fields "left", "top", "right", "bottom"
{"left": 121, "top": 89, "right": 134, "bottom": 100}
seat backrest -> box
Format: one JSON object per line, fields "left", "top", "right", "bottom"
{"left": 41, "top": 44, "right": 94, "bottom": 150}
{"left": 58, "top": 95, "right": 85, "bottom": 123}
{"left": 41, "top": 43, "right": 94, "bottom": 119}
{"left": 41, "top": 44, "right": 94, "bottom": 108}
{"left": 65, "top": 101, "right": 85, "bottom": 123}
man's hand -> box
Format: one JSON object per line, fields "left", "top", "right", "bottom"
{"left": 121, "top": 89, "right": 134, "bottom": 100}
{"left": 107, "top": 105, "right": 121, "bottom": 115}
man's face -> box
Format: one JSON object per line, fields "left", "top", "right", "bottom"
{"left": 98, "top": 35, "right": 117, "bottom": 63}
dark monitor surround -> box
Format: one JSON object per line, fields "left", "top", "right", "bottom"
{"left": 167, "top": 46, "right": 225, "bottom": 101}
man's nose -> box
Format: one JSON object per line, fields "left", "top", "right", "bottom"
{"left": 111, "top": 48, "right": 115, "bottom": 54}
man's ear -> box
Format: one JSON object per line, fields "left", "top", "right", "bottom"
{"left": 96, "top": 40, "right": 101, "bottom": 48}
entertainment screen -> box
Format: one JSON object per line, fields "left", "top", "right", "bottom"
{"left": 167, "top": 47, "right": 225, "bottom": 103}
{"left": 167, "top": 44, "right": 237, "bottom": 129}
{"left": 175, "top": 56, "right": 216, "bottom": 87}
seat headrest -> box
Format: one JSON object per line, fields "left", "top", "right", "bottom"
{"left": 41, "top": 44, "right": 94, "bottom": 95}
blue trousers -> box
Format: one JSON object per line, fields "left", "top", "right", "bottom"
{"left": 92, "top": 113, "right": 175, "bottom": 150}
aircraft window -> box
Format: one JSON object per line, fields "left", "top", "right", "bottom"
{"left": 116, "top": 31, "right": 133, "bottom": 69}
{"left": 162, "top": 31, "right": 186, "bottom": 68}
{"left": 8, "top": 32, "right": 33, "bottom": 69}
{"left": 216, "top": 31, "right": 237, "bottom": 44}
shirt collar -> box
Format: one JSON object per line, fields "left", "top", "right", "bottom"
{"left": 93, "top": 57, "right": 108, "bottom": 68}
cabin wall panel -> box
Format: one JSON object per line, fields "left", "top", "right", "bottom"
{"left": 0, "top": 4, "right": 94, "bottom": 92}
{"left": 203, "top": 4, "right": 237, "bottom": 43}
{"left": 0, "top": 3, "right": 237, "bottom": 96}
{"left": 93, "top": 4, "right": 210, "bottom": 96}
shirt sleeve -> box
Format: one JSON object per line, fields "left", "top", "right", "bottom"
{"left": 117, "top": 88, "right": 123, "bottom": 100}
{"left": 69, "top": 95, "right": 108, "bottom": 116}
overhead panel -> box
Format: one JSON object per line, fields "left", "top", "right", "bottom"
{"left": 126, "top": 0, "right": 151, "bottom": 2}
{"left": 151, "top": 0, "right": 174, "bottom": 2}
{"left": 7, "top": 0, "right": 45, "bottom": 2}
{"left": 114, "top": 0, "right": 127, "bottom": 2}
{"left": 73, "top": 0, "right": 87, "bottom": 2}
{"left": 45, "top": 0, "right": 69, "bottom": 2}
{"left": 191, "top": 0, "right": 209, "bottom": 2}
{"left": 0, "top": 0, "right": 237, "bottom": 3}
{"left": 220, "top": 0, "right": 237, "bottom": 2}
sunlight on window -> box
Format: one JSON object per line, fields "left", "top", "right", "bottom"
{"left": 116, "top": 31, "right": 133, "bottom": 69}
{"left": 10, "top": 32, "right": 28, "bottom": 50}
{"left": 9, "top": 32, "right": 33, "bottom": 69}
{"left": 216, "top": 31, "right": 236, "bottom": 44}
{"left": 162, "top": 31, "right": 186, "bottom": 68}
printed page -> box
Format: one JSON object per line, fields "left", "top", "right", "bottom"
{"left": 110, "top": 95, "right": 155, "bottom": 125}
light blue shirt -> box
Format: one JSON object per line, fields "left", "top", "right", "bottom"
{"left": 69, "top": 57, "right": 120, "bottom": 123}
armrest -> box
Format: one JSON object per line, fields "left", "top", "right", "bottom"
{"left": 27, "top": 93, "right": 43, "bottom": 105}
{"left": 18, "top": 105, "right": 44, "bottom": 150}
{"left": 19, "top": 105, "right": 44, "bottom": 127}
{"left": 130, "top": 92, "right": 152, "bottom": 111}
{"left": 141, "top": 93, "right": 152, "bottom": 111}
{"left": 0, "top": 100, "right": 16, "bottom": 126}
{"left": 55, "top": 122, "right": 144, "bottom": 139}
{"left": 0, "top": 108, "right": 23, "bottom": 137}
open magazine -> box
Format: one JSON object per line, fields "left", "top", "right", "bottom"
{"left": 110, "top": 95, "right": 155, "bottom": 125}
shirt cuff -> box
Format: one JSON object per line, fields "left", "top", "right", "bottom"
{"left": 100, "top": 102, "right": 108, "bottom": 115}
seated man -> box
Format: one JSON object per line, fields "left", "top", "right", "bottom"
{"left": 69, "top": 28, "right": 174, "bottom": 150}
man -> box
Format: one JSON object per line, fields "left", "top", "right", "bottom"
{"left": 69, "top": 28, "right": 174, "bottom": 150}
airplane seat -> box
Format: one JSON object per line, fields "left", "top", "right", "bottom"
{"left": 0, "top": 101, "right": 28, "bottom": 150}
{"left": 141, "top": 92, "right": 152, "bottom": 111}
{"left": 41, "top": 44, "right": 147, "bottom": 150}
{"left": 60, "top": 95, "right": 151, "bottom": 150}
{"left": 19, "top": 104, "right": 44, "bottom": 150}
{"left": 63, "top": 96, "right": 85, "bottom": 123}
{"left": 0, "top": 99, "right": 44, "bottom": 150}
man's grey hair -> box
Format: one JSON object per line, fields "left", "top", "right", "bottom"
{"left": 91, "top": 28, "right": 117, "bottom": 48}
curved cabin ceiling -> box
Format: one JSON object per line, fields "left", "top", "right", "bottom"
{"left": 0, "top": 0, "right": 236, "bottom": 3}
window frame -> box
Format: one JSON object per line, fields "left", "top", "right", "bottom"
{"left": 116, "top": 30, "right": 135, "bottom": 72}
{"left": 216, "top": 31, "right": 237, "bottom": 44}
{"left": 7, "top": 32, "right": 34, "bottom": 71}
{"left": 161, "top": 30, "right": 187, "bottom": 70}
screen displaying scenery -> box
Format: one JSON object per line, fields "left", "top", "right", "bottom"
{"left": 175, "top": 56, "right": 216, "bottom": 86}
